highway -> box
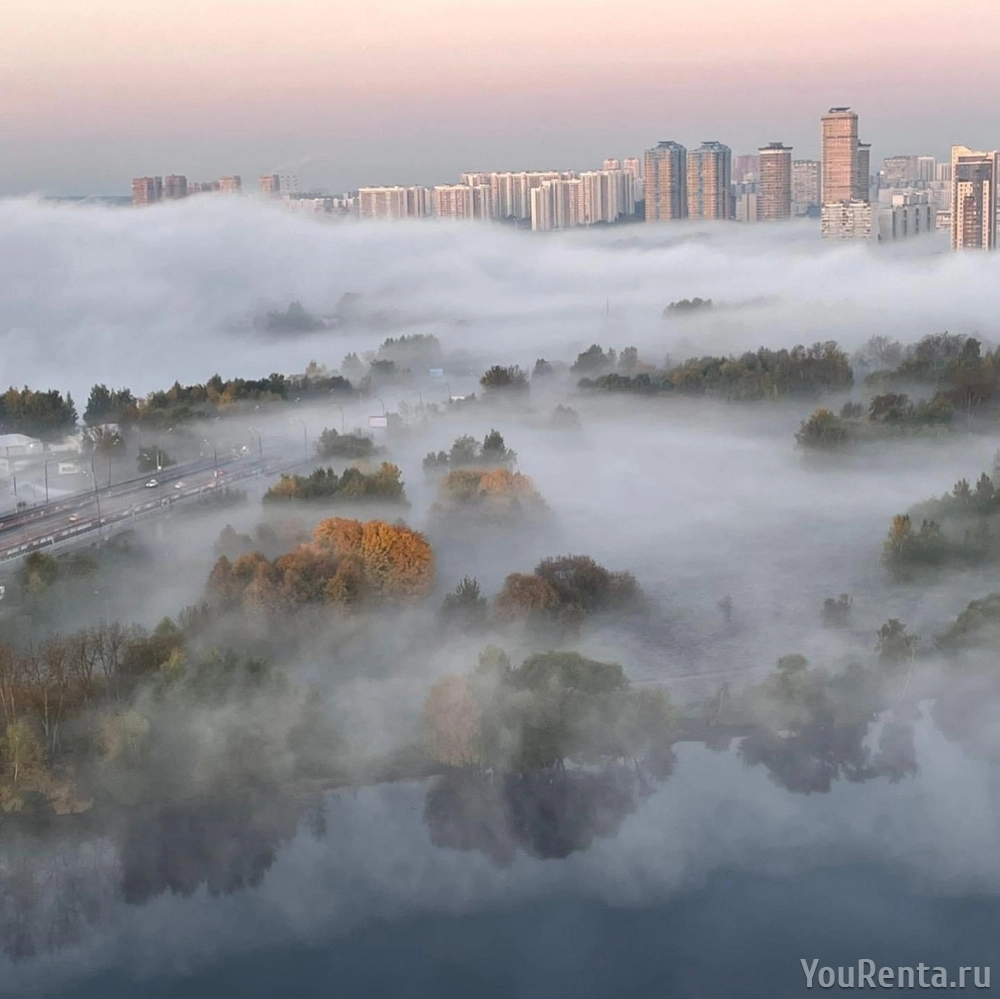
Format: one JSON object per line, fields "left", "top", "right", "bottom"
{"left": 0, "top": 448, "right": 307, "bottom": 568}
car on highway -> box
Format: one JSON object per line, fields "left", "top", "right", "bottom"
{"left": 214, "top": 469, "right": 227, "bottom": 478}
{"left": 68, "top": 514, "right": 80, "bottom": 523}
{"left": 145, "top": 478, "right": 160, "bottom": 488}
{"left": 173, "top": 481, "right": 186, "bottom": 490}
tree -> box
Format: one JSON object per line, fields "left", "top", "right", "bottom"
{"left": 441, "top": 577, "right": 488, "bottom": 630}
{"left": 796, "top": 409, "right": 850, "bottom": 449}
{"left": 877, "top": 620, "right": 917, "bottom": 666}
{"left": 532, "top": 359, "right": 554, "bottom": 378}
{"left": 479, "top": 365, "right": 529, "bottom": 393}
{"left": 821, "top": 594, "right": 852, "bottom": 628}
{"left": 314, "top": 428, "right": 376, "bottom": 460}
{"left": 571, "top": 345, "right": 617, "bottom": 377}
{"left": 137, "top": 447, "right": 176, "bottom": 473}
{"left": 424, "top": 675, "right": 482, "bottom": 767}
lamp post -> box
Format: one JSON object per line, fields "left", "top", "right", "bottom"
{"left": 374, "top": 397, "right": 386, "bottom": 416}
{"left": 291, "top": 417, "right": 308, "bottom": 460}
{"left": 43, "top": 455, "right": 60, "bottom": 504}
{"left": 90, "top": 455, "right": 103, "bottom": 526}
{"left": 202, "top": 438, "right": 218, "bottom": 472}
{"left": 248, "top": 427, "right": 263, "bottom": 461}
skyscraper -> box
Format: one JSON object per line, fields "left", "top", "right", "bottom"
{"left": 259, "top": 174, "right": 281, "bottom": 197}
{"left": 131, "top": 177, "right": 162, "bottom": 205}
{"left": 603, "top": 158, "right": 621, "bottom": 171}
{"left": 623, "top": 158, "right": 641, "bottom": 180}
{"left": 951, "top": 145, "right": 999, "bottom": 250}
{"left": 358, "top": 186, "right": 409, "bottom": 220}
{"left": 855, "top": 143, "right": 871, "bottom": 201}
{"left": 643, "top": 141, "right": 687, "bottom": 220}
{"left": 218, "top": 175, "right": 242, "bottom": 194}
{"left": 433, "top": 185, "right": 475, "bottom": 220}
{"left": 757, "top": 143, "right": 792, "bottom": 221}
{"left": 821, "top": 107, "right": 859, "bottom": 204}
{"left": 792, "top": 160, "right": 820, "bottom": 215}
{"left": 687, "top": 141, "right": 731, "bottom": 220}
{"left": 163, "top": 175, "right": 187, "bottom": 199}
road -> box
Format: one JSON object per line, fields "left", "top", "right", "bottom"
{"left": 0, "top": 449, "right": 306, "bottom": 567}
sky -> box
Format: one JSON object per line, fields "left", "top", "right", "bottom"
{"left": 3, "top": 0, "right": 1000, "bottom": 195}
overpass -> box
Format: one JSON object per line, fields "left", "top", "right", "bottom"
{"left": 0, "top": 449, "right": 310, "bottom": 574}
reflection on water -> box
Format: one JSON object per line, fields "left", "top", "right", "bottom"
{"left": 2, "top": 704, "right": 998, "bottom": 996}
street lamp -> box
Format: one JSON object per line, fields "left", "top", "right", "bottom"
{"left": 43, "top": 455, "right": 61, "bottom": 504}
{"left": 89, "top": 454, "right": 103, "bottom": 526}
{"left": 374, "top": 397, "right": 386, "bottom": 416}
{"left": 291, "top": 417, "right": 308, "bottom": 460}
{"left": 202, "top": 438, "right": 218, "bottom": 472}
{"left": 248, "top": 427, "right": 263, "bottom": 461}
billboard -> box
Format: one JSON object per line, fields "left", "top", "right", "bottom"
{"left": 368, "top": 415, "right": 389, "bottom": 429}
{"left": 428, "top": 368, "right": 444, "bottom": 378}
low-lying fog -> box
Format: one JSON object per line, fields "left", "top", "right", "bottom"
{"left": 3, "top": 196, "right": 1000, "bottom": 996}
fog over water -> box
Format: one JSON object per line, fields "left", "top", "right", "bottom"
{"left": 3, "top": 197, "right": 1000, "bottom": 996}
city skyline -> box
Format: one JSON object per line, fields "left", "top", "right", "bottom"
{"left": 5, "top": 0, "right": 1000, "bottom": 196}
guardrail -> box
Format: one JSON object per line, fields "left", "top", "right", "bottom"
{"left": 0, "top": 457, "right": 309, "bottom": 570}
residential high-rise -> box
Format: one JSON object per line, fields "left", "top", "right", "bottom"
{"left": 936, "top": 162, "right": 952, "bottom": 184}
{"left": 856, "top": 143, "right": 872, "bottom": 201}
{"left": 259, "top": 174, "right": 281, "bottom": 197}
{"left": 623, "top": 157, "right": 641, "bottom": 180}
{"left": 883, "top": 156, "right": 918, "bottom": 187}
{"left": 821, "top": 200, "right": 873, "bottom": 240}
{"left": 877, "top": 192, "right": 934, "bottom": 242}
{"left": 603, "top": 158, "right": 621, "bottom": 171}
{"left": 163, "top": 175, "right": 187, "bottom": 199}
{"left": 757, "top": 143, "right": 792, "bottom": 221}
{"left": 821, "top": 107, "right": 859, "bottom": 204}
{"left": 733, "top": 154, "right": 759, "bottom": 185}
{"left": 433, "top": 184, "right": 475, "bottom": 220}
{"left": 951, "top": 145, "right": 999, "bottom": 250}
{"left": 218, "top": 175, "right": 242, "bottom": 194}
{"left": 792, "top": 160, "right": 820, "bottom": 215}
{"left": 358, "top": 186, "right": 409, "bottom": 220}
{"left": 643, "top": 141, "right": 687, "bottom": 220}
{"left": 687, "top": 141, "right": 731, "bottom": 220}
{"left": 916, "top": 156, "right": 936, "bottom": 182}
{"left": 131, "top": 177, "right": 162, "bottom": 205}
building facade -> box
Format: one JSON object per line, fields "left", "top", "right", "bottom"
{"left": 259, "top": 174, "right": 281, "bottom": 197}
{"left": 951, "top": 146, "right": 999, "bottom": 250}
{"left": 687, "top": 141, "right": 732, "bottom": 220}
{"left": 821, "top": 107, "right": 859, "bottom": 204}
{"left": 877, "top": 192, "right": 934, "bottom": 241}
{"left": 131, "top": 176, "right": 162, "bottom": 205}
{"left": 821, "top": 200, "right": 874, "bottom": 240}
{"left": 163, "top": 175, "right": 187, "bottom": 199}
{"left": 792, "top": 160, "right": 820, "bottom": 215}
{"left": 643, "top": 141, "right": 687, "bottom": 220}
{"left": 757, "top": 142, "right": 792, "bottom": 220}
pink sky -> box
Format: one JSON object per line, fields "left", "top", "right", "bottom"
{"left": 3, "top": 0, "right": 1000, "bottom": 194}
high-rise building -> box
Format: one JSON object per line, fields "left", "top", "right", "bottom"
{"left": 163, "top": 175, "right": 187, "bottom": 199}
{"left": 603, "top": 158, "right": 621, "bottom": 171}
{"left": 883, "top": 156, "right": 918, "bottom": 187}
{"left": 644, "top": 141, "right": 687, "bottom": 220}
{"left": 936, "top": 162, "right": 953, "bottom": 183}
{"left": 877, "top": 192, "right": 934, "bottom": 241}
{"left": 821, "top": 200, "right": 874, "bottom": 240}
{"left": 687, "top": 141, "right": 731, "bottom": 220}
{"left": 733, "top": 154, "right": 759, "bottom": 185}
{"left": 358, "top": 186, "right": 409, "bottom": 220}
{"left": 856, "top": 143, "right": 872, "bottom": 201}
{"left": 821, "top": 107, "right": 859, "bottom": 204}
{"left": 131, "top": 177, "right": 162, "bottom": 205}
{"left": 735, "top": 191, "right": 759, "bottom": 223}
{"left": 757, "top": 143, "right": 792, "bottom": 221}
{"left": 218, "top": 175, "right": 242, "bottom": 194}
{"left": 259, "top": 174, "right": 281, "bottom": 197}
{"left": 916, "top": 156, "right": 936, "bottom": 182}
{"left": 406, "top": 186, "right": 432, "bottom": 218}
{"left": 623, "top": 157, "right": 641, "bottom": 180}
{"left": 792, "top": 160, "right": 821, "bottom": 215}
{"left": 951, "top": 145, "right": 999, "bottom": 250}
{"left": 433, "top": 185, "right": 475, "bottom": 220}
